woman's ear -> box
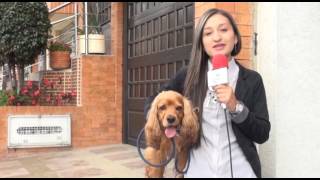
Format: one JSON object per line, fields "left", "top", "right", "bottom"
{"left": 144, "top": 97, "right": 162, "bottom": 146}
{"left": 180, "top": 97, "right": 199, "bottom": 145}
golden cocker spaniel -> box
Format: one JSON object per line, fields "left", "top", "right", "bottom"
{"left": 144, "top": 90, "right": 199, "bottom": 178}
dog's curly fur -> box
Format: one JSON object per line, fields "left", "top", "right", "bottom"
{"left": 144, "top": 90, "right": 199, "bottom": 178}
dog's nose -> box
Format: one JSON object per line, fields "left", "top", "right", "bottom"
{"left": 167, "top": 115, "right": 176, "bottom": 124}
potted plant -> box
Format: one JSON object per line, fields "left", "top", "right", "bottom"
{"left": 78, "top": 3, "right": 106, "bottom": 54}
{"left": 48, "top": 41, "right": 72, "bottom": 70}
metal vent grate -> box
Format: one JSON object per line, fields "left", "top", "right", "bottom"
{"left": 17, "top": 126, "right": 63, "bottom": 135}
{"left": 8, "top": 115, "right": 71, "bottom": 148}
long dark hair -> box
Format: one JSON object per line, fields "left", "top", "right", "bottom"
{"left": 184, "top": 8, "right": 242, "bottom": 147}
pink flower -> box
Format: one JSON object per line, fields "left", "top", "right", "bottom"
{"left": 9, "top": 96, "right": 15, "bottom": 101}
{"left": 21, "top": 87, "right": 28, "bottom": 95}
{"left": 43, "top": 78, "right": 51, "bottom": 87}
{"left": 33, "top": 89, "right": 40, "bottom": 97}
{"left": 71, "top": 90, "right": 77, "bottom": 97}
{"left": 46, "top": 95, "right": 51, "bottom": 102}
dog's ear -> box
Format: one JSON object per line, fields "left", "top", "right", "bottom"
{"left": 180, "top": 97, "right": 199, "bottom": 145}
{"left": 144, "top": 96, "right": 162, "bottom": 146}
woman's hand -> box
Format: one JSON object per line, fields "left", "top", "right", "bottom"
{"left": 214, "top": 84, "right": 237, "bottom": 112}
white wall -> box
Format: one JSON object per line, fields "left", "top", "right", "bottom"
{"left": 256, "top": 2, "right": 320, "bottom": 177}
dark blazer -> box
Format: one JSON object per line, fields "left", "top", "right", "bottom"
{"left": 144, "top": 61, "right": 270, "bottom": 178}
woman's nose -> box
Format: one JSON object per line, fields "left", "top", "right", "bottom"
{"left": 212, "top": 32, "right": 222, "bottom": 42}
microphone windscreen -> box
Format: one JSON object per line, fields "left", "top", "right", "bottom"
{"left": 212, "top": 54, "right": 228, "bottom": 69}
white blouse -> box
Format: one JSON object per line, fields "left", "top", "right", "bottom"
{"left": 185, "top": 58, "right": 256, "bottom": 178}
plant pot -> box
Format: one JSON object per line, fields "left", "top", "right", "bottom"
{"left": 78, "top": 34, "right": 106, "bottom": 54}
{"left": 49, "top": 51, "right": 71, "bottom": 70}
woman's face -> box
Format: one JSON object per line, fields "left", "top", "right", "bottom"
{"left": 202, "top": 13, "right": 238, "bottom": 59}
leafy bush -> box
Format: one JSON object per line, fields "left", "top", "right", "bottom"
{"left": 0, "top": 90, "right": 8, "bottom": 106}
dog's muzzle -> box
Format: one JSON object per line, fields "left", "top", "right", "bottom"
{"left": 165, "top": 115, "right": 178, "bottom": 138}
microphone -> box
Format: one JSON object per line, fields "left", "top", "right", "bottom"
{"left": 207, "top": 54, "right": 229, "bottom": 109}
{"left": 208, "top": 55, "right": 234, "bottom": 177}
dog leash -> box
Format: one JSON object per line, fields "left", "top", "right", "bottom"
{"left": 137, "top": 128, "right": 175, "bottom": 168}
{"left": 137, "top": 128, "right": 191, "bottom": 174}
{"left": 174, "top": 145, "right": 191, "bottom": 174}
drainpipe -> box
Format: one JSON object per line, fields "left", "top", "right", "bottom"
{"left": 85, "top": 2, "right": 88, "bottom": 55}
{"left": 74, "top": 2, "right": 78, "bottom": 58}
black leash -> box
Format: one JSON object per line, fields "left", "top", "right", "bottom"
{"left": 137, "top": 128, "right": 175, "bottom": 168}
{"left": 137, "top": 128, "right": 191, "bottom": 174}
{"left": 224, "top": 108, "right": 234, "bottom": 178}
{"left": 174, "top": 147, "right": 191, "bottom": 174}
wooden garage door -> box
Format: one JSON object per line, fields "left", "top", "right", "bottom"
{"left": 124, "top": 2, "right": 194, "bottom": 146}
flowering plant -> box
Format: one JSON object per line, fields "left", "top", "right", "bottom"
{"left": 4, "top": 80, "right": 41, "bottom": 106}
{"left": 0, "top": 79, "right": 76, "bottom": 106}
{"left": 42, "top": 78, "right": 77, "bottom": 106}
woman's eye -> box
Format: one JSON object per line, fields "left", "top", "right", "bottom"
{"left": 204, "top": 32, "right": 212, "bottom": 36}
{"left": 221, "top": 28, "right": 228, "bottom": 32}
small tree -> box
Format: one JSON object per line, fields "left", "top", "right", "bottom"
{"left": 0, "top": 2, "right": 51, "bottom": 91}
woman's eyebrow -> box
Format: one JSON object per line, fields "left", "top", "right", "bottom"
{"left": 203, "top": 23, "right": 228, "bottom": 30}
{"left": 218, "top": 23, "right": 228, "bottom": 28}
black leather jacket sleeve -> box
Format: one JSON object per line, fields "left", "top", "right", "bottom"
{"left": 235, "top": 72, "right": 270, "bottom": 144}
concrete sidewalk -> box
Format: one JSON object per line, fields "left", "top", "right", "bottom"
{"left": 0, "top": 144, "right": 175, "bottom": 178}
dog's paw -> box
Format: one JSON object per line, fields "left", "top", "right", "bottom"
{"left": 175, "top": 172, "right": 184, "bottom": 178}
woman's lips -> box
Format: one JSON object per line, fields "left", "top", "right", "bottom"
{"left": 213, "top": 44, "right": 225, "bottom": 50}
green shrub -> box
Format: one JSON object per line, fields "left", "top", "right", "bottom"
{"left": 48, "top": 41, "right": 72, "bottom": 52}
{"left": 0, "top": 90, "right": 8, "bottom": 106}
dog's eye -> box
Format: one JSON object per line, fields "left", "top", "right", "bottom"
{"left": 176, "top": 106, "right": 183, "bottom": 111}
{"left": 159, "top": 105, "right": 166, "bottom": 111}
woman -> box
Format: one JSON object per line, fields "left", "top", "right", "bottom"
{"left": 144, "top": 8, "right": 270, "bottom": 178}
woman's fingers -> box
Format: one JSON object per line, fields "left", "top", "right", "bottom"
{"left": 213, "top": 85, "right": 237, "bottom": 111}
{"left": 214, "top": 85, "right": 233, "bottom": 103}
{"left": 214, "top": 85, "right": 231, "bottom": 95}
{"left": 216, "top": 93, "right": 228, "bottom": 102}
{"left": 213, "top": 84, "right": 227, "bottom": 91}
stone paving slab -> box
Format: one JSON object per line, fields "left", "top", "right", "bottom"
{"left": 0, "top": 167, "right": 30, "bottom": 178}
{"left": 0, "top": 144, "right": 176, "bottom": 178}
